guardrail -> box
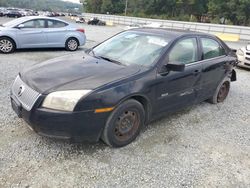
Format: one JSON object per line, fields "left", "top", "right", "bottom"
{"left": 83, "top": 13, "right": 250, "bottom": 41}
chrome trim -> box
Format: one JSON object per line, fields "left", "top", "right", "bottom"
{"left": 11, "top": 76, "right": 41, "bottom": 111}
{"left": 185, "top": 55, "right": 227, "bottom": 67}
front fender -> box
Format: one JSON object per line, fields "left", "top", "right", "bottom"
{"left": 0, "top": 32, "right": 19, "bottom": 48}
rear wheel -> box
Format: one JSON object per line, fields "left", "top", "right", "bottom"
{"left": 102, "top": 99, "right": 145, "bottom": 147}
{"left": 0, "top": 37, "right": 15, "bottom": 53}
{"left": 208, "top": 78, "right": 230, "bottom": 104}
{"left": 65, "top": 37, "right": 79, "bottom": 51}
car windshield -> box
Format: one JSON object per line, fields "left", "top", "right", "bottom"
{"left": 92, "top": 31, "right": 171, "bottom": 66}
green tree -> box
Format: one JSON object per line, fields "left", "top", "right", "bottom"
{"left": 101, "top": 0, "right": 113, "bottom": 14}
{"left": 208, "top": 0, "right": 250, "bottom": 25}
{"left": 0, "top": 0, "right": 81, "bottom": 12}
{"left": 81, "top": 0, "right": 249, "bottom": 26}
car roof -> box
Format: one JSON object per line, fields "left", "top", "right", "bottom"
{"left": 131, "top": 28, "right": 215, "bottom": 38}
{"left": 3, "top": 16, "right": 69, "bottom": 27}
{"left": 22, "top": 16, "right": 67, "bottom": 22}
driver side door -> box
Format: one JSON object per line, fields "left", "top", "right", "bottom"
{"left": 153, "top": 37, "right": 202, "bottom": 115}
{"left": 15, "top": 19, "right": 47, "bottom": 48}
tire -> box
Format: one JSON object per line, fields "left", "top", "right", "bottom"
{"left": 102, "top": 99, "right": 145, "bottom": 147}
{"left": 65, "top": 37, "right": 79, "bottom": 51}
{"left": 208, "top": 78, "right": 231, "bottom": 104}
{"left": 0, "top": 37, "right": 16, "bottom": 54}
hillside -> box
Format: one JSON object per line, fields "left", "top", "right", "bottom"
{"left": 0, "top": 0, "right": 82, "bottom": 12}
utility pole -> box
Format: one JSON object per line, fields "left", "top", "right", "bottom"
{"left": 125, "top": 0, "right": 128, "bottom": 16}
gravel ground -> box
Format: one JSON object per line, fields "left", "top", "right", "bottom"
{"left": 0, "top": 17, "right": 250, "bottom": 188}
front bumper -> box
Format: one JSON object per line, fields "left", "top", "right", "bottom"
{"left": 10, "top": 94, "right": 110, "bottom": 142}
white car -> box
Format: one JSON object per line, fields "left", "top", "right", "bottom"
{"left": 143, "top": 22, "right": 163, "bottom": 28}
{"left": 124, "top": 22, "right": 163, "bottom": 30}
{"left": 124, "top": 24, "right": 142, "bottom": 30}
{"left": 236, "top": 44, "right": 250, "bottom": 69}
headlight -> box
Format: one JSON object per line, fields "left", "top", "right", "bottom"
{"left": 42, "top": 90, "right": 92, "bottom": 111}
{"left": 237, "top": 49, "right": 244, "bottom": 56}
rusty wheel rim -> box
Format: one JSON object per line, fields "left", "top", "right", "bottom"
{"left": 217, "top": 82, "right": 229, "bottom": 103}
{"left": 114, "top": 110, "right": 140, "bottom": 142}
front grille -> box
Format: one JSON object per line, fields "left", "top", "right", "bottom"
{"left": 11, "top": 75, "right": 41, "bottom": 111}
{"left": 245, "top": 62, "right": 250, "bottom": 66}
{"left": 246, "top": 52, "right": 250, "bottom": 56}
{"left": 246, "top": 57, "right": 250, "bottom": 61}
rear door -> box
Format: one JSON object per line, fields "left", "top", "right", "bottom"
{"left": 16, "top": 19, "right": 47, "bottom": 48}
{"left": 43, "top": 19, "right": 69, "bottom": 47}
{"left": 154, "top": 37, "right": 203, "bottom": 115}
{"left": 198, "top": 37, "right": 228, "bottom": 101}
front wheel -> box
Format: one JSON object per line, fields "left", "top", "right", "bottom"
{"left": 102, "top": 99, "right": 145, "bottom": 147}
{"left": 0, "top": 37, "right": 15, "bottom": 53}
{"left": 65, "top": 38, "right": 79, "bottom": 51}
{"left": 208, "top": 78, "right": 230, "bottom": 104}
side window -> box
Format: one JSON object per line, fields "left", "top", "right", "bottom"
{"left": 169, "top": 38, "right": 198, "bottom": 64}
{"left": 22, "top": 19, "right": 45, "bottom": 28}
{"left": 201, "top": 38, "right": 226, "bottom": 60}
{"left": 47, "top": 20, "right": 67, "bottom": 28}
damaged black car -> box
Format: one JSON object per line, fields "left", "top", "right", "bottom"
{"left": 10, "top": 28, "right": 237, "bottom": 147}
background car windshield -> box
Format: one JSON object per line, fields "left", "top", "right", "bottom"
{"left": 93, "top": 31, "right": 170, "bottom": 66}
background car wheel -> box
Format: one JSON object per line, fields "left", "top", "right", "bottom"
{"left": 102, "top": 99, "right": 145, "bottom": 147}
{"left": 208, "top": 78, "right": 230, "bottom": 104}
{"left": 0, "top": 37, "right": 15, "bottom": 54}
{"left": 65, "top": 37, "right": 79, "bottom": 51}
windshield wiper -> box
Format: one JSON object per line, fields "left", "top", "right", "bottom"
{"left": 86, "top": 48, "right": 96, "bottom": 57}
{"left": 87, "top": 49, "right": 124, "bottom": 65}
{"left": 98, "top": 56, "right": 124, "bottom": 66}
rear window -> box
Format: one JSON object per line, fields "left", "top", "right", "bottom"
{"left": 47, "top": 20, "right": 67, "bottom": 28}
{"left": 201, "top": 38, "right": 226, "bottom": 59}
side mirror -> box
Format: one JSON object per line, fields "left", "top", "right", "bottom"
{"left": 165, "top": 61, "right": 185, "bottom": 72}
{"left": 159, "top": 61, "right": 185, "bottom": 76}
{"left": 17, "top": 24, "right": 25, "bottom": 29}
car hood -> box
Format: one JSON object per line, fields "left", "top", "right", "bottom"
{"left": 0, "top": 26, "right": 13, "bottom": 31}
{"left": 21, "top": 53, "right": 142, "bottom": 94}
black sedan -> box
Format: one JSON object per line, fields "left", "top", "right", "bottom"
{"left": 87, "top": 17, "right": 106, "bottom": 25}
{"left": 10, "top": 28, "right": 237, "bottom": 147}
{"left": 6, "top": 11, "right": 22, "bottom": 18}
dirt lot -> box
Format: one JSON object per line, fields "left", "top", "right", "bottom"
{"left": 0, "top": 17, "right": 250, "bottom": 188}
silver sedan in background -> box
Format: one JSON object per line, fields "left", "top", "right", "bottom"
{"left": 0, "top": 16, "right": 86, "bottom": 53}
